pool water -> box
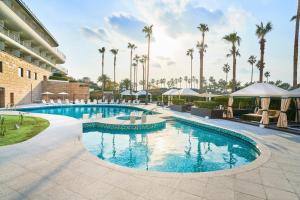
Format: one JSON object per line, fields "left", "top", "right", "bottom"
{"left": 83, "top": 119, "right": 259, "bottom": 173}
{"left": 19, "top": 105, "right": 150, "bottom": 119}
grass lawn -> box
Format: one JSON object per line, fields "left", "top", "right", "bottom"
{"left": 0, "top": 115, "right": 50, "bottom": 146}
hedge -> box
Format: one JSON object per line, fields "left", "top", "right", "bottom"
{"left": 172, "top": 98, "right": 186, "bottom": 105}
{"left": 194, "top": 101, "right": 218, "bottom": 109}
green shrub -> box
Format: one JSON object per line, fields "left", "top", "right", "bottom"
{"left": 194, "top": 101, "right": 218, "bottom": 109}
{"left": 172, "top": 98, "right": 186, "bottom": 105}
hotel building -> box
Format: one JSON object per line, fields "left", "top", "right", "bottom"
{"left": 0, "top": 0, "right": 67, "bottom": 107}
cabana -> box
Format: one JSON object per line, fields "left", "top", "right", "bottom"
{"left": 198, "top": 92, "right": 221, "bottom": 101}
{"left": 174, "top": 88, "right": 200, "bottom": 97}
{"left": 162, "top": 89, "right": 178, "bottom": 105}
{"left": 287, "top": 87, "right": 300, "bottom": 123}
{"left": 121, "top": 90, "right": 136, "bottom": 97}
{"left": 136, "top": 90, "right": 152, "bottom": 102}
{"left": 228, "top": 83, "right": 289, "bottom": 127}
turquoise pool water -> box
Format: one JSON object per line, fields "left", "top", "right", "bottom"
{"left": 19, "top": 105, "right": 151, "bottom": 119}
{"left": 19, "top": 105, "right": 259, "bottom": 173}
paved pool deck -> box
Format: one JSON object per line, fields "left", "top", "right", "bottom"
{"left": 0, "top": 104, "right": 300, "bottom": 200}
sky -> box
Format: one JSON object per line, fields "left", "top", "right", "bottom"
{"left": 23, "top": 0, "right": 296, "bottom": 86}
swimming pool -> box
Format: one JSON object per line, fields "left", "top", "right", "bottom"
{"left": 19, "top": 105, "right": 260, "bottom": 173}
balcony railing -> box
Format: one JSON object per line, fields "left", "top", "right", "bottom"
{"left": 0, "top": 24, "right": 66, "bottom": 73}
{"left": 2, "top": 0, "right": 66, "bottom": 61}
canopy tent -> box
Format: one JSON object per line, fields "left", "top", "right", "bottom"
{"left": 136, "top": 90, "right": 152, "bottom": 96}
{"left": 121, "top": 90, "right": 136, "bottom": 96}
{"left": 174, "top": 88, "right": 200, "bottom": 97}
{"left": 162, "top": 89, "right": 179, "bottom": 96}
{"left": 228, "top": 83, "right": 289, "bottom": 128}
{"left": 230, "top": 83, "right": 288, "bottom": 97}
{"left": 287, "top": 87, "right": 300, "bottom": 97}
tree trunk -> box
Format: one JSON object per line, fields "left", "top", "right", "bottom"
{"left": 293, "top": 0, "right": 300, "bottom": 88}
{"left": 142, "top": 63, "right": 145, "bottom": 90}
{"left": 146, "top": 36, "right": 150, "bottom": 104}
{"left": 259, "top": 39, "right": 265, "bottom": 82}
{"left": 130, "top": 50, "right": 132, "bottom": 94}
{"left": 232, "top": 45, "right": 237, "bottom": 92}
{"left": 190, "top": 57, "right": 193, "bottom": 89}
{"left": 200, "top": 51, "right": 204, "bottom": 91}
{"left": 101, "top": 53, "right": 104, "bottom": 101}
{"left": 251, "top": 64, "right": 253, "bottom": 83}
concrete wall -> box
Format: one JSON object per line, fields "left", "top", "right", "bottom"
{"left": 0, "top": 51, "right": 51, "bottom": 107}
{"left": 42, "top": 80, "right": 90, "bottom": 102}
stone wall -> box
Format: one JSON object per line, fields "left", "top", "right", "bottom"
{"left": 42, "top": 80, "right": 90, "bottom": 102}
{"left": 0, "top": 51, "right": 51, "bottom": 107}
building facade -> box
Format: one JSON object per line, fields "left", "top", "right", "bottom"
{"left": 0, "top": 0, "right": 66, "bottom": 107}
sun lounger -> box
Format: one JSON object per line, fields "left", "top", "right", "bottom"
{"left": 92, "top": 99, "right": 97, "bottom": 104}
{"left": 136, "top": 100, "right": 140, "bottom": 105}
{"left": 104, "top": 99, "right": 108, "bottom": 104}
{"left": 49, "top": 99, "right": 55, "bottom": 104}
{"left": 97, "top": 99, "right": 102, "bottom": 104}
{"left": 242, "top": 109, "right": 280, "bottom": 122}
{"left": 110, "top": 99, "right": 115, "bottom": 104}
{"left": 57, "top": 99, "right": 62, "bottom": 104}
{"left": 121, "top": 99, "right": 126, "bottom": 104}
{"left": 115, "top": 99, "right": 119, "bottom": 104}
{"left": 75, "top": 99, "right": 80, "bottom": 104}
{"left": 65, "top": 99, "right": 70, "bottom": 104}
{"left": 42, "top": 99, "right": 48, "bottom": 105}
{"left": 87, "top": 99, "right": 92, "bottom": 104}
{"left": 128, "top": 100, "right": 132, "bottom": 104}
{"left": 80, "top": 99, "right": 85, "bottom": 104}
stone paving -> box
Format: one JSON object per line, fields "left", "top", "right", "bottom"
{"left": 0, "top": 106, "right": 300, "bottom": 200}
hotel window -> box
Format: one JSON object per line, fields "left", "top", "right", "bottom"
{"left": 0, "top": 61, "right": 2, "bottom": 73}
{"left": 26, "top": 70, "right": 31, "bottom": 79}
{"left": 18, "top": 67, "right": 23, "bottom": 77}
{"left": 34, "top": 72, "right": 38, "bottom": 80}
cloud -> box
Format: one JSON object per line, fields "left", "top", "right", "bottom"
{"left": 80, "top": 27, "right": 110, "bottom": 43}
{"left": 167, "top": 61, "right": 176, "bottom": 66}
{"left": 152, "top": 62, "right": 162, "bottom": 68}
{"left": 105, "top": 13, "right": 146, "bottom": 42}
{"left": 156, "top": 56, "right": 170, "bottom": 61}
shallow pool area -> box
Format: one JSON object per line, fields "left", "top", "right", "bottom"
{"left": 83, "top": 118, "right": 259, "bottom": 173}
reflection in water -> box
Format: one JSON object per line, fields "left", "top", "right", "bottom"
{"left": 83, "top": 120, "right": 258, "bottom": 173}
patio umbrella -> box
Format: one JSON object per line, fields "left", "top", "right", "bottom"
{"left": 42, "top": 91, "right": 53, "bottom": 101}
{"left": 58, "top": 92, "right": 68, "bottom": 101}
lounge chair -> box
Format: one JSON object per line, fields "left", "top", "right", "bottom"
{"left": 65, "top": 99, "right": 71, "bottom": 104}
{"left": 104, "top": 99, "right": 108, "bottom": 104}
{"left": 57, "top": 99, "right": 62, "bottom": 104}
{"left": 49, "top": 99, "right": 55, "bottom": 104}
{"left": 80, "top": 99, "right": 85, "bottom": 104}
{"left": 75, "top": 99, "right": 80, "bottom": 104}
{"left": 110, "top": 99, "right": 115, "bottom": 104}
{"left": 87, "top": 99, "right": 92, "bottom": 104}
{"left": 115, "top": 99, "right": 119, "bottom": 104}
{"left": 92, "top": 99, "right": 97, "bottom": 104}
{"left": 97, "top": 99, "right": 102, "bottom": 104}
{"left": 136, "top": 100, "right": 140, "bottom": 105}
{"left": 121, "top": 99, "right": 126, "bottom": 104}
{"left": 128, "top": 100, "right": 132, "bottom": 105}
{"left": 42, "top": 99, "right": 48, "bottom": 105}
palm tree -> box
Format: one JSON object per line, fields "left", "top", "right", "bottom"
{"left": 140, "top": 55, "right": 147, "bottom": 90}
{"left": 248, "top": 55, "right": 257, "bottom": 83}
{"left": 128, "top": 43, "right": 137, "bottom": 94}
{"left": 223, "top": 63, "right": 231, "bottom": 84}
{"left": 142, "top": 25, "right": 153, "bottom": 104}
{"left": 197, "top": 24, "right": 209, "bottom": 91}
{"left": 223, "top": 32, "right": 241, "bottom": 92}
{"left": 98, "top": 47, "right": 105, "bottom": 100}
{"left": 179, "top": 77, "right": 183, "bottom": 88}
{"left": 133, "top": 55, "right": 140, "bottom": 91}
{"left": 264, "top": 71, "right": 270, "bottom": 83}
{"left": 256, "top": 22, "right": 273, "bottom": 82}
{"left": 184, "top": 76, "right": 188, "bottom": 88}
{"left": 98, "top": 74, "right": 110, "bottom": 91}
{"left": 110, "top": 49, "right": 119, "bottom": 89}
{"left": 291, "top": 1, "right": 300, "bottom": 88}
{"left": 186, "top": 48, "right": 194, "bottom": 88}
{"left": 132, "top": 62, "right": 137, "bottom": 91}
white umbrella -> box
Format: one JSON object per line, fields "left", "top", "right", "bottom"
{"left": 42, "top": 91, "right": 53, "bottom": 101}
{"left": 58, "top": 92, "right": 68, "bottom": 101}
{"left": 162, "top": 89, "right": 179, "bottom": 96}
{"left": 230, "top": 83, "right": 288, "bottom": 97}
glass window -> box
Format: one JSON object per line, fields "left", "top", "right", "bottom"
{"left": 26, "top": 70, "right": 31, "bottom": 79}
{"left": 34, "top": 72, "right": 37, "bottom": 80}
{"left": 18, "top": 67, "right": 23, "bottom": 77}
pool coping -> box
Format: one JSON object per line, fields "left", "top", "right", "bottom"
{"left": 9, "top": 103, "right": 271, "bottom": 178}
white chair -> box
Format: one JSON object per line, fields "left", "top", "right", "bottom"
{"left": 42, "top": 99, "right": 48, "bottom": 105}
{"left": 104, "top": 99, "right": 108, "bottom": 104}
{"left": 87, "top": 99, "right": 92, "bottom": 104}
{"left": 97, "top": 99, "right": 102, "bottom": 104}
{"left": 82, "top": 113, "right": 89, "bottom": 120}
{"left": 75, "top": 99, "right": 80, "bottom": 104}
{"left": 49, "top": 99, "right": 55, "bottom": 104}
{"left": 57, "top": 99, "right": 62, "bottom": 104}
{"left": 92, "top": 99, "right": 97, "bottom": 104}
{"left": 121, "top": 99, "right": 126, "bottom": 104}
{"left": 80, "top": 99, "right": 85, "bottom": 104}
{"left": 110, "top": 99, "right": 115, "bottom": 104}
{"left": 115, "top": 99, "right": 119, "bottom": 104}
{"left": 128, "top": 100, "right": 132, "bottom": 104}
{"left": 65, "top": 99, "right": 70, "bottom": 104}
